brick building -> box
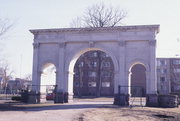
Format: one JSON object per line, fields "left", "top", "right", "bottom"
{"left": 73, "top": 51, "right": 114, "bottom": 96}
{"left": 157, "top": 58, "right": 180, "bottom": 95}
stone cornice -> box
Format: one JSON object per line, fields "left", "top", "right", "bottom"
{"left": 149, "top": 40, "right": 156, "bottom": 46}
{"left": 33, "top": 43, "right": 39, "bottom": 49}
{"left": 30, "top": 25, "right": 160, "bottom": 35}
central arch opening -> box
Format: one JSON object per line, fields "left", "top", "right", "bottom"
{"left": 73, "top": 50, "right": 114, "bottom": 98}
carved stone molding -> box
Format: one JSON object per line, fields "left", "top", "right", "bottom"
{"left": 89, "top": 41, "right": 95, "bottom": 48}
{"left": 33, "top": 33, "right": 39, "bottom": 40}
{"left": 33, "top": 43, "right": 40, "bottom": 49}
{"left": 118, "top": 41, "right": 126, "bottom": 46}
{"left": 59, "top": 42, "right": 66, "bottom": 48}
{"left": 149, "top": 40, "right": 156, "bottom": 46}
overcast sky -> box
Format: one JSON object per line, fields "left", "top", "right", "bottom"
{"left": 0, "top": 0, "right": 180, "bottom": 78}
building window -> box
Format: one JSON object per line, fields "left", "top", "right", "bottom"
{"left": 161, "top": 85, "right": 163, "bottom": 90}
{"left": 93, "top": 52, "right": 97, "bottom": 57}
{"left": 74, "top": 72, "right": 79, "bottom": 77}
{"left": 74, "top": 82, "right": 79, "bottom": 87}
{"left": 102, "top": 71, "right": 111, "bottom": 77}
{"left": 102, "top": 62, "right": 110, "bottom": 67}
{"left": 88, "top": 82, "right": 96, "bottom": 87}
{"left": 173, "top": 60, "right": 180, "bottom": 65}
{"left": 160, "top": 60, "right": 166, "bottom": 66}
{"left": 102, "top": 82, "right": 110, "bottom": 87}
{"left": 174, "top": 69, "right": 180, "bottom": 73}
{"left": 157, "top": 60, "right": 166, "bottom": 66}
{"left": 91, "top": 61, "right": 97, "bottom": 67}
{"left": 160, "top": 69, "right": 167, "bottom": 74}
{"left": 160, "top": 77, "right": 165, "bottom": 82}
{"left": 79, "top": 62, "right": 84, "bottom": 67}
{"left": 88, "top": 72, "right": 97, "bottom": 77}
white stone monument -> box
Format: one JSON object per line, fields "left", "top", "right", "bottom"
{"left": 30, "top": 25, "right": 159, "bottom": 105}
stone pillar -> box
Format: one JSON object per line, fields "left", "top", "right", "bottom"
{"left": 67, "top": 71, "right": 74, "bottom": 101}
{"left": 32, "top": 43, "right": 40, "bottom": 92}
{"left": 114, "top": 40, "right": 129, "bottom": 106}
{"left": 148, "top": 40, "right": 157, "bottom": 94}
{"left": 146, "top": 40, "right": 158, "bottom": 107}
{"left": 57, "top": 42, "right": 66, "bottom": 91}
{"left": 57, "top": 42, "right": 73, "bottom": 103}
{"left": 30, "top": 42, "right": 41, "bottom": 103}
{"left": 118, "top": 40, "right": 127, "bottom": 93}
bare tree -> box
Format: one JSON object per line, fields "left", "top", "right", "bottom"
{"left": 24, "top": 74, "right": 32, "bottom": 81}
{"left": 70, "top": 2, "right": 127, "bottom": 28}
{"left": 0, "top": 18, "right": 13, "bottom": 39}
{"left": 0, "top": 59, "right": 14, "bottom": 92}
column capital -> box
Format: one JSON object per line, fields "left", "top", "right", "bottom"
{"left": 118, "top": 41, "right": 126, "bottom": 46}
{"left": 33, "top": 43, "right": 40, "bottom": 49}
{"left": 149, "top": 40, "right": 156, "bottom": 46}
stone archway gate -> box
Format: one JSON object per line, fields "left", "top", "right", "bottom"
{"left": 30, "top": 25, "right": 159, "bottom": 105}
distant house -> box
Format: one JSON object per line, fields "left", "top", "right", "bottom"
{"left": 7, "top": 78, "right": 32, "bottom": 94}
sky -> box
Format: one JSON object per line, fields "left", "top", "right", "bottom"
{"left": 0, "top": 0, "right": 180, "bottom": 78}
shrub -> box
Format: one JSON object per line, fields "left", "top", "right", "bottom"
{"left": 11, "top": 96, "right": 21, "bottom": 101}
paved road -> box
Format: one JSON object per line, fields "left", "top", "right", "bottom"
{"left": 0, "top": 99, "right": 113, "bottom": 121}
{"left": 0, "top": 97, "right": 146, "bottom": 121}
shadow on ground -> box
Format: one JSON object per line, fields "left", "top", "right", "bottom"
{"left": 0, "top": 100, "right": 113, "bottom": 112}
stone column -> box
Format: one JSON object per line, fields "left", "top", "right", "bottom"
{"left": 32, "top": 43, "right": 40, "bottom": 92}
{"left": 67, "top": 71, "right": 74, "bottom": 101}
{"left": 146, "top": 40, "right": 158, "bottom": 107}
{"left": 29, "top": 42, "right": 41, "bottom": 104}
{"left": 118, "top": 40, "right": 127, "bottom": 93}
{"left": 57, "top": 42, "right": 66, "bottom": 91}
{"left": 114, "top": 40, "right": 129, "bottom": 106}
{"left": 55, "top": 42, "right": 73, "bottom": 103}
{"left": 148, "top": 40, "right": 157, "bottom": 94}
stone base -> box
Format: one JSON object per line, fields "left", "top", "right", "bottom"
{"left": 27, "top": 91, "right": 40, "bottom": 104}
{"left": 114, "top": 94, "right": 129, "bottom": 106}
{"left": 146, "top": 94, "right": 158, "bottom": 107}
{"left": 54, "top": 92, "right": 73, "bottom": 103}
{"left": 68, "top": 93, "right": 73, "bottom": 103}
{"left": 159, "top": 94, "right": 179, "bottom": 108}
{"left": 54, "top": 92, "right": 64, "bottom": 103}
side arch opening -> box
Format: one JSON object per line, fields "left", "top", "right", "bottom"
{"left": 40, "top": 63, "right": 56, "bottom": 101}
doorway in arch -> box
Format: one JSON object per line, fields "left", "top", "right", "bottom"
{"left": 40, "top": 63, "right": 56, "bottom": 101}
{"left": 130, "top": 64, "right": 146, "bottom": 97}
{"left": 73, "top": 50, "right": 114, "bottom": 97}
{"left": 128, "top": 63, "right": 147, "bottom": 106}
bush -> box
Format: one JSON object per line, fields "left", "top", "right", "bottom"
{"left": 11, "top": 96, "right": 21, "bottom": 101}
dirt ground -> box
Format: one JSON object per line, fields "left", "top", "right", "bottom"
{"left": 74, "top": 105, "right": 180, "bottom": 121}
{"left": 0, "top": 98, "right": 179, "bottom": 121}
